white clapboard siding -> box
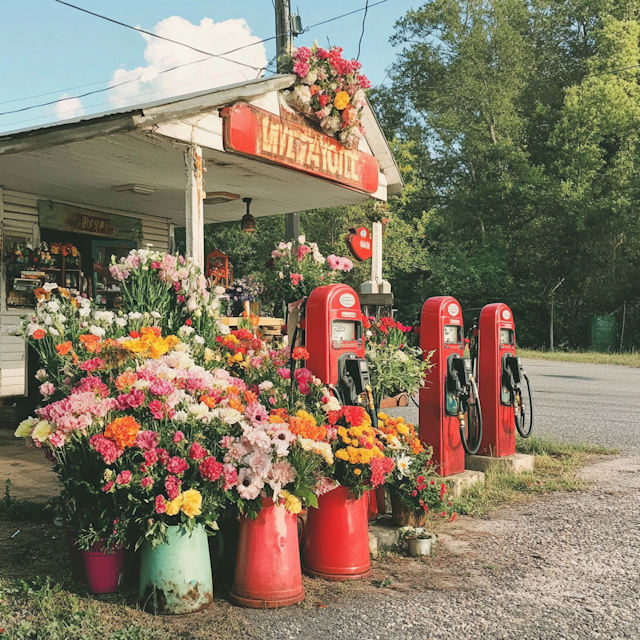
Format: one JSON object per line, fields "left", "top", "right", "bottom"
{"left": 141, "top": 217, "right": 170, "bottom": 252}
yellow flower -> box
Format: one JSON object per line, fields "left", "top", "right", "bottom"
{"left": 334, "top": 91, "right": 351, "bottom": 110}
{"left": 353, "top": 468, "right": 362, "bottom": 476}
{"left": 336, "top": 449, "right": 349, "bottom": 461}
{"left": 337, "top": 426, "right": 347, "bottom": 437}
{"left": 280, "top": 491, "right": 302, "bottom": 514}
{"left": 348, "top": 427, "right": 362, "bottom": 438}
{"left": 32, "top": 420, "right": 52, "bottom": 443}
{"left": 180, "top": 489, "right": 202, "bottom": 518}
{"left": 377, "top": 412, "right": 389, "bottom": 421}
{"left": 397, "top": 424, "right": 410, "bottom": 435}
{"left": 233, "top": 352, "right": 243, "bottom": 362}
{"left": 204, "top": 348, "right": 215, "bottom": 363}
{"left": 165, "top": 496, "right": 182, "bottom": 516}
{"left": 15, "top": 417, "right": 35, "bottom": 438}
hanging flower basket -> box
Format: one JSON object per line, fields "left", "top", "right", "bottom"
{"left": 283, "top": 43, "right": 371, "bottom": 150}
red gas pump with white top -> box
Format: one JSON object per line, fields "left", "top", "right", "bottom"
{"left": 474, "top": 303, "right": 533, "bottom": 457}
{"left": 301, "top": 284, "right": 371, "bottom": 406}
{"left": 419, "top": 296, "right": 482, "bottom": 476}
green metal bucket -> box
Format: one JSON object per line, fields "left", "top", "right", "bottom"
{"left": 139, "top": 524, "right": 213, "bottom": 614}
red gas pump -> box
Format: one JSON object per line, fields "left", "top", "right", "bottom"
{"left": 301, "top": 284, "right": 370, "bottom": 406}
{"left": 419, "top": 296, "right": 482, "bottom": 476}
{"left": 475, "top": 303, "right": 533, "bottom": 457}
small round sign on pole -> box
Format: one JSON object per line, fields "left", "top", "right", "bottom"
{"left": 345, "top": 226, "right": 373, "bottom": 262}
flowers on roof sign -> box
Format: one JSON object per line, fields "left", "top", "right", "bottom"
{"left": 283, "top": 42, "right": 371, "bottom": 150}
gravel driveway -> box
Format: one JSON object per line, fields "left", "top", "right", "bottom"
{"left": 240, "top": 453, "right": 640, "bottom": 640}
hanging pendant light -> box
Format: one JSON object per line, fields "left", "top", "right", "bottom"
{"left": 241, "top": 197, "right": 256, "bottom": 233}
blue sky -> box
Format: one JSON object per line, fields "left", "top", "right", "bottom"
{"left": 0, "top": 0, "right": 417, "bottom": 133}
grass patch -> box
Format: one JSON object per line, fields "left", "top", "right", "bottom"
{"left": 518, "top": 348, "right": 640, "bottom": 367}
{"left": 447, "top": 436, "right": 618, "bottom": 518}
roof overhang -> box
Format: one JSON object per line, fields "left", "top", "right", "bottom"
{"left": 0, "top": 75, "right": 403, "bottom": 225}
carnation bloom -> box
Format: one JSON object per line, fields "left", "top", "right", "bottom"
{"left": 200, "top": 456, "right": 224, "bottom": 482}
{"left": 141, "top": 476, "right": 154, "bottom": 489}
{"left": 90, "top": 434, "right": 123, "bottom": 464}
{"left": 104, "top": 416, "right": 141, "bottom": 449}
{"left": 165, "top": 475, "right": 181, "bottom": 500}
{"left": 188, "top": 442, "right": 209, "bottom": 460}
{"left": 167, "top": 456, "right": 189, "bottom": 475}
{"left": 136, "top": 430, "right": 159, "bottom": 450}
{"left": 116, "top": 470, "right": 132, "bottom": 485}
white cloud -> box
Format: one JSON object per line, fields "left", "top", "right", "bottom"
{"left": 108, "top": 16, "right": 268, "bottom": 109}
{"left": 52, "top": 93, "right": 85, "bottom": 120}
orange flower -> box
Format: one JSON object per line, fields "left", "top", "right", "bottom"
{"left": 104, "top": 416, "right": 141, "bottom": 449}
{"left": 228, "top": 397, "right": 245, "bottom": 412}
{"left": 140, "top": 327, "right": 162, "bottom": 338}
{"left": 115, "top": 371, "right": 137, "bottom": 390}
{"left": 33, "top": 329, "right": 46, "bottom": 340}
{"left": 79, "top": 334, "right": 101, "bottom": 353}
{"left": 244, "top": 390, "right": 258, "bottom": 404}
{"left": 200, "top": 395, "right": 217, "bottom": 409}
{"left": 56, "top": 341, "right": 73, "bottom": 355}
{"left": 309, "top": 84, "right": 321, "bottom": 96}
{"left": 288, "top": 410, "right": 327, "bottom": 442}
{"left": 292, "top": 347, "right": 310, "bottom": 361}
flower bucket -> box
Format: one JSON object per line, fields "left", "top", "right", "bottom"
{"left": 303, "top": 486, "right": 371, "bottom": 581}
{"left": 82, "top": 541, "right": 125, "bottom": 594}
{"left": 408, "top": 537, "right": 432, "bottom": 557}
{"left": 391, "top": 497, "right": 427, "bottom": 528}
{"left": 229, "top": 498, "right": 304, "bottom": 608}
{"left": 65, "top": 528, "right": 86, "bottom": 584}
{"left": 139, "top": 524, "right": 213, "bottom": 615}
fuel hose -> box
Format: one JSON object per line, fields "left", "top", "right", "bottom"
{"left": 460, "top": 377, "right": 483, "bottom": 455}
{"left": 515, "top": 373, "right": 533, "bottom": 438}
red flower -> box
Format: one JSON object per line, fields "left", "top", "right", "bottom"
{"left": 116, "top": 470, "right": 132, "bottom": 485}
{"left": 189, "top": 442, "right": 209, "bottom": 460}
{"left": 102, "top": 481, "right": 115, "bottom": 493}
{"left": 370, "top": 457, "right": 395, "bottom": 487}
{"left": 141, "top": 476, "right": 154, "bottom": 489}
{"left": 148, "top": 399, "right": 165, "bottom": 420}
{"left": 173, "top": 431, "right": 185, "bottom": 444}
{"left": 144, "top": 449, "right": 158, "bottom": 466}
{"left": 411, "top": 490, "right": 418, "bottom": 497}
{"left": 200, "top": 456, "right": 224, "bottom": 482}
{"left": 185, "top": 318, "right": 193, "bottom": 326}
{"left": 155, "top": 495, "right": 166, "bottom": 514}
{"left": 417, "top": 475, "right": 425, "bottom": 484}
{"left": 292, "top": 347, "right": 310, "bottom": 361}
{"left": 156, "top": 448, "right": 170, "bottom": 466}
{"left": 167, "top": 456, "right": 189, "bottom": 475}
{"left": 440, "top": 483, "right": 447, "bottom": 500}
{"left": 79, "top": 357, "right": 105, "bottom": 372}
{"left": 342, "top": 405, "right": 367, "bottom": 427}
{"left": 165, "top": 475, "right": 181, "bottom": 500}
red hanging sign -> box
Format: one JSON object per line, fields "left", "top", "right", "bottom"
{"left": 221, "top": 103, "right": 380, "bottom": 194}
{"left": 346, "top": 226, "right": 373, "bottom": 261}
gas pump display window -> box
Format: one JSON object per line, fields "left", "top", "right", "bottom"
{"left": 443, "top": 325, "right": 462, "bottom": 344}
{"left": 332, "top": 321, "right": 356, "bottom": 342}
{"left": 500, "top": 328, "right": 514, "bottom": 345}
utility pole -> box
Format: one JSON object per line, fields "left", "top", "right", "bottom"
{"left": 549, "top": 278, "right": 565, "bottom": 352}
{"left": 275, "top": 0, "right": 301, "bottom": 242}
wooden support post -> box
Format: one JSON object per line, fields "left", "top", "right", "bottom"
{"left": 371, "top": 221, "right": 383, "bottom": 286}
{"left": 185, "top": 145, "right": 204, "bottom": 268}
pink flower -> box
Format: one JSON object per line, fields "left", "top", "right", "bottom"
{"left": 102, "top": 481, "right": 115, "bottom": 493}
{"left": 245, "top": 402, "right": 269, "bottom": 427}
{"left": 90, "top": 434, "right": 123, "bottom": 465}
{"left": 316, "top": 47, "right": 330, "bottom": 60}
{"left": 155, "top": 495, "right": 166, "bottom": 514}
{"left": 200, "top": 456, "right": 224, "bottom": 482}
{"left": 117, "top": 389, "right": 145, "bottom": 410}
{"left": 236, "top": 468, "right": 264, "bottom": 500}
{"left": 73, "top": 376, "right": 110, "bottom": 397}
{"left": 290, "top": 273, "right": 304, "bottom": 286}
{"left": 247, "top": 450, "right": 272, "bottom": 476}
{"left": 48, "top": 431, "right": 66, "bottom": 448}
{"left": 294, "top": 367, "right": 311, "bottom": 384}
{"left": 141, "top": 476, "right": 154, "bottom": 489}
{"left": 165, "top": 475, "right": 181, "bottom": 500}
{"left": 250, "top": 357, "right": 263, "bottom": 368}
{"left": 136, "top": 430, "right": 159, "bottom": 450}
{"left": 188, "top": 442, "right": 209, "bottom": 460}
{"left": 293, "top": 46, "right": 312, "bottom": 61}
{"left": 150, "top": 380, "right": 174, "bottom": 397}
{"left": 157, "top": 448, "right": 170, "bottom": 466}
{"left": 173, "top": 431, "right": 185, "bottom": 444}
{"left": 144, "top": 449, "right": 158, "bottom": 466}
{"left": 269, "top": 460, "right": 297, "bottom": 485}
{"left": 297, "top": 245, "right": 311, "bottom": 262}
{"left": 167, "top": 456, "right": 189, "bottom": 475}
{"left": 116, "top": 470, "right": 132, "bottom": 485}
{"left": 277, "top": 367, "right": 291, "bottom": 380}
{"left": 148, "top": 399, "right": 165, "bottom": 420}
{"left": 293, "top": 60, "right": 310, "bottom": 77}
{"left": 223, "top": 464, "right": 238, "bottom": 490}
{"left": 39, "top": 382, "right": 55, "bottom": 398}
{"left": 79, "top": 357, "right": 105, "bottom": 372}
{"left": 298, "top": 383, "right": 311, "bottom": 395}
{"left": 220, "top": 435, "right": 234, "bottom": 450}
{"left": 358, "top": 74, "right": 372, "bottom": 89}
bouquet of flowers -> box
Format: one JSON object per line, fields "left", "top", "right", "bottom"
{"left": 225, "top": 276, "right": 262, "bottom": 303}
{"left": 4, "top": 241, "right": 55, "bottom": 276}
{"left": 264, "top": 236, "right": 353, "bottom": 307}
{"left": 283, "top": 42, "right": 371, "bottom": 149}
{"left": 50, "top": 242, "right": 81, "bottom": 266}
{"left": 364, "top": 316, "right": 433, "bottom": 409}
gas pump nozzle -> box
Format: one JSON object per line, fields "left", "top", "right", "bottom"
{"left": 501, "top": 355, "right": 533, "bottom": 438}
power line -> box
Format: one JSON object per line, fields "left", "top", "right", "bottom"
{"left": 356, "top": 0, "right": 371, "bottom": 60}
{"left": 1, "top": 0, "right": 388, "bottom": 120}
{"left": 54, "top": 0, "right": 266, "bottom": 73}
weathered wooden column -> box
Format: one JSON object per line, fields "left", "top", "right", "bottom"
{"left": 185, "top": 145, "right": 204, "bottom": 268}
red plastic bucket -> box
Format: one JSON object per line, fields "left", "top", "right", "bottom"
{"left": 229, "top": 498, "right": 305, "bottom": 608}
{"left": 303, "top": 486, "right": 371, "bottom": 581}
{"left": 82, "top": 542, "right": 125, "bottom": 594}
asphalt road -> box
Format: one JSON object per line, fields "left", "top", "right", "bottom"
{"left": 388, "top": 358, "right": 640, "bottom": 452}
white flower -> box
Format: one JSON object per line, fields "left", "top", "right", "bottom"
{"left": 48, "top": 327, "right": 60, "bottom": 336}
{"left": 219, "top": 407, "right": 243, "bottom": 424}
{"left": 396, "top": 455, "right": 412, "bottom": 478}
{"left": 115, "top": 317, "right": 127, "bottom": 327}
{"left": 35, "top": 369, "right": 47, "bottom": 381}
{"left": 43, "top": 282, "right": 58, "bottom": 292}
{"left": 27, "top": 323, "right": 42, "bottom": 336}
{"left": 174, "top": 410, "right": 188, "bottom": 423}
{"left": 78, "top": 307, "right": 91, "bottom": 318}
{"left": 89, "top": 325, "right": 105, "bottom": 337}
{"left": 297, "top": 235, "right": 306, "bottom": 245}
{"left": 46, "top": 301, "right": 60, "bottom": 313}
{"left": 179, "top": 325, "right": 195, "bottom": 337}
{"left": 43, "top": 315, "right": 53, "bottom": 326}
{"left": 128, "top": 312, "right": 142, "bottom": 320}
{"left": 366, "top": 330, "right": 373, "bottom": 338}
{"left": 194, "top": 335, "right": 205, "bottom": 345}
{"left": 214, "top": 286, "right": 226, "bottom": 296}
{"left": 94, "top": 310, "right": 115, "bottom": 325}
{"left": 186, "top": 296, "right": 198, "bottom": 312}
{"left": 151, "top": 311, "right": 161, "bottom": 319}
{"left": 194, "top": 309, "right": 202, "bottom": 318}
{"left": 322, "top": 396, "right": 342, "bottom": 413}
{"left": 279, "top": 272, "right": 284, "bottom": 279}
{"left": 258, "top": 381, "right": 274, "bottom": 392}
{"left": 133, "top": 379, "right": 151, "bottom": 390}
{"left": 188, "top": 402, "right": 210, "bottom": 421}
{"left": 216, "top": 320, "right": 230, "bottom": 335}
{"left": 395, "top": 351, "right": 408, "bottom": 363}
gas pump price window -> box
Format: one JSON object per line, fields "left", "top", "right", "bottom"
{"left": 443, "top": 325, "right": 463, "bottom": 344}
{"left": 331, "top": 320, "right": 360, "bottom": 344}
{"left": 500, "top": 328, "right": 514, "bottom": 345}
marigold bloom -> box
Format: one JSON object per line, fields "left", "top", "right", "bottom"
{"left": 180, "top": 489, "right": 202, "bottom": 518}
{"left": 56, "top": 341, "right": 73, "bottom": 356}
{"left": 104, "top": 416, "right": 141, "bottom": 449}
